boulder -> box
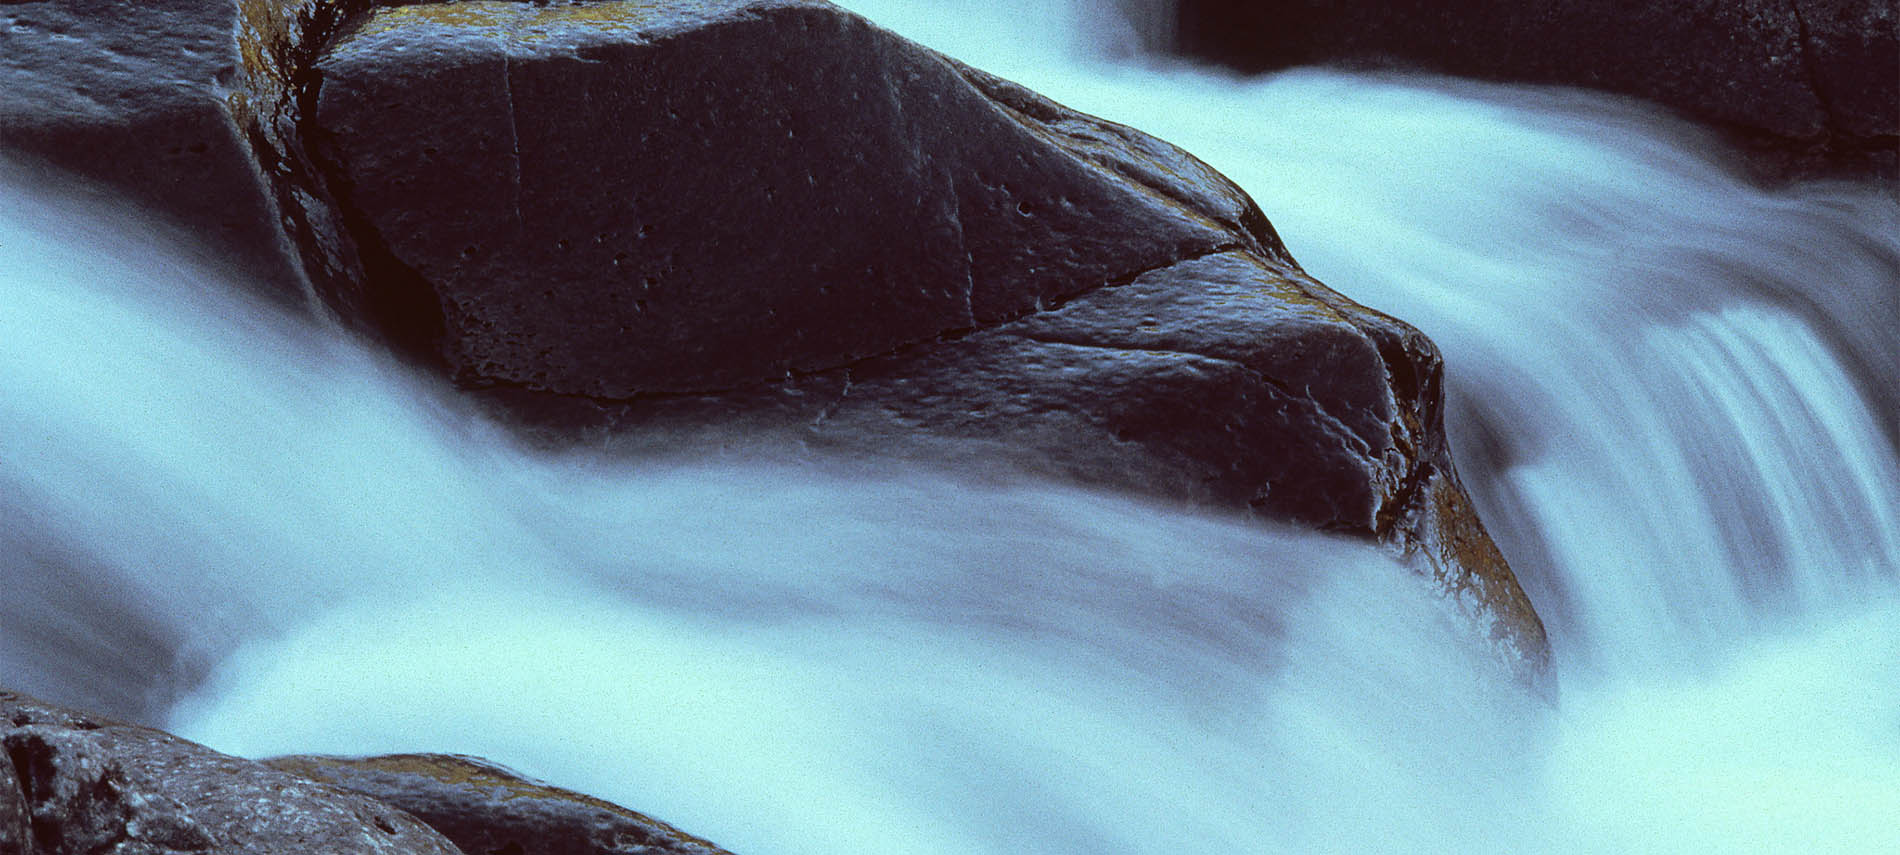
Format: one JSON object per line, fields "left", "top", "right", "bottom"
{"left": 0, "top": 0, "right": 1548, "bottom": 671}
{"left": 305, "top": 0, "right": 1544, "bottom": 668}
{"left": 265, "top": 754, "right": 732, "bottom": 855}
{"left": 0, "top": 690, "right": 464, "bottom": 854}
{"left": 302, "top": 0, "right": 1269, "bottom": 394}
{"left": 1170, "top": 0, "right": 1899, "bottom": 183}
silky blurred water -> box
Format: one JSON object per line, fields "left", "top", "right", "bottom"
{"left": 5, "top": 1, "right": 1900, "bottom": 852}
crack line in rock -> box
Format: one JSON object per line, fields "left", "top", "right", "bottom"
{"left": 499, "top": 47, "right": 526, "bottom": 227}
{"left": 472, "top": 242, "right": 1250, "bottom": 403}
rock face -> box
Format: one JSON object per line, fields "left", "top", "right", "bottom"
{"left": 0, "top": 0, "right": 1548, "bottom": 667}
{"left": 0, "top": 690, "right": 464, "bottom": 854}
{"left": 266, "top": 754, "right": 732, "bottom": 855}
{"left": 305, "top": 0, "right": 1272, "bottom": 396}
{"left": 1171, "top": 0, "right": 1900, "bottom": 183}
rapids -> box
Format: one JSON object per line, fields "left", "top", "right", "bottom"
{"left": 4, "top": 1, "right": 1898, "bottom": 852}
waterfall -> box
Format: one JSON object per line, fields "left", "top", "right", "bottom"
{"left": 5, "top": 1, "right": 1899, "bottom": 852}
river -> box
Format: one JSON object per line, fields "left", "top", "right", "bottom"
{"left": 3, "top": 1, "right": 1897, "bottom": 852}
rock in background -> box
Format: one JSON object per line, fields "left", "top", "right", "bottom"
{"left": 1170, "top": 0, "right": 1900, "bottom": 185}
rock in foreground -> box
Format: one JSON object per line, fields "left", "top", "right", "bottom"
{"left": 0, "top": 690, "right": 463, "bottom": 854}
{"left": 267, "top": 754, "right": 733, "bottom": 855}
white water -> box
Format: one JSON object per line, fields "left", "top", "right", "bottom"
{"left": 5, "top": 1, "right": 1900, "bottom": 852}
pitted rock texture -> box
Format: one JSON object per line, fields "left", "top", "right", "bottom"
{"left": 0, "top": 691, "right": 463, "bottom": 855}
{"left": 266, "top": 754, "right": 732, "bottom": 855}
{"left": 1172, "top": 0, "right": 1899, "bottom": 183}
{"left": 305, "top": 0, "right": 1277, "bottom": 395}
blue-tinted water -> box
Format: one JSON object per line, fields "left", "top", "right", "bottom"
{"left": 4, "top": 2, "right": 1898, "bottom": 851}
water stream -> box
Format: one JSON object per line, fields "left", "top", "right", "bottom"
{"left": 4, "top": 1, "right": 1898, "bottom": 852}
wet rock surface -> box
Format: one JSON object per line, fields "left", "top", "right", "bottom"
{"left": 0, "top": 690, "right": 464, "bottom": 854}
{"left": 304, "top": 0, "right": 1266, "bottom": 395}
{"left": 266, "top": 754, "right": 733, "bottom": 855}
{"left": 0, "top": 0, "right": 321, "bottom": 301}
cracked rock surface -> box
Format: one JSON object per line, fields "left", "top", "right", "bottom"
{"left": 0, "top": 690, "right": 464, "bottom": 855}
{"left": 265, "top": 754, "right": 733, "bottom": 855}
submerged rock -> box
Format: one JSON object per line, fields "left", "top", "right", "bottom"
{"left": 266, "top": 754, "right": 733, "bottom": 855}
{"left": 0, "top": 690, "right": 463, "bottom": 854}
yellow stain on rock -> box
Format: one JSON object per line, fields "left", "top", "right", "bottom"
{"left": 351, "top": 0, "right": 683, "bottom": 45}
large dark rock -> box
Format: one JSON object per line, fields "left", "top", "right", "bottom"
{"left": 0, "top": 0, "right": 1548, "bottom": 669}
{"left": 0, "top": 690, "right": 464, "bottom": 854}
{"left": 302, "top": 0, "right": 1544, "bottom": 667}
{"left": 266, "top": 754, "right": 732, "bottom": 855}
{"left": 1171, "top": 0, "right": 1899, "bottom": 183}
{"left": 303, "top": 0, "right": 1264, "bottom": 395}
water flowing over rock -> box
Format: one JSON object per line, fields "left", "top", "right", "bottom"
{"left": 1169, "top": 0, "right": 1899, "bottom": 184}
{"left": 0, "top": 690, "right": 464, "bottom": 854}
{"left": 0, "top": 0, "right": 1546, "bottom": 667}
{"left": 266, "top": 754, "right": 734, "bottom": 855}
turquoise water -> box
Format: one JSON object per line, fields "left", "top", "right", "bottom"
{"left": 5, "top": 2, "right": 1899, "bottom": 852}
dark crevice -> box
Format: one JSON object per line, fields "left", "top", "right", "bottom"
{"left": 235, "top": 0, "right": 450, "bottom": 374}
{"left": 4, "top": 733, "right": 52, "bottom": 806}
{"left": 5, "top": 732, "right": 64, "bottom": 853}
{"left": 296, "top": 77, "right": 452, "bottom": 372}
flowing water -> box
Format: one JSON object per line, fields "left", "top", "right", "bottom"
{"left": 4, "top": 1, "right": 1899, "bottom": 852}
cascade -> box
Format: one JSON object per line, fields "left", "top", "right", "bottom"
{"left": 3, "top": 1, "right": 1897, "bottom": 851}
